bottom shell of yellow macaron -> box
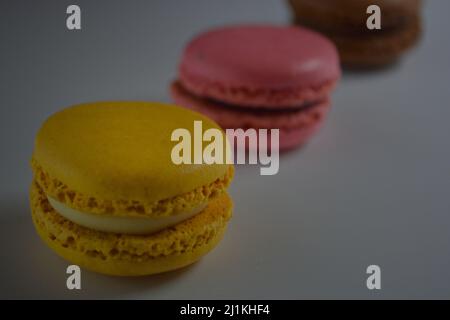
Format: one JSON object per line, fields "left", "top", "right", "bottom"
{"left": 30, "top": 181, "right": 232, "bottom": 276}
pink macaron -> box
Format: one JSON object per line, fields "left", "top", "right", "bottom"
{"left": 171, "top": 25, "right": 341, "bottom": 151}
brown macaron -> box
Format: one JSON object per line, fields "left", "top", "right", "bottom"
{"left": 288, "top": 0, "right": 423, "bottom": 68}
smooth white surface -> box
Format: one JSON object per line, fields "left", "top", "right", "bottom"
{"left": 0, "top": 0, "right": 450, "bottom": 299}
{"left": 48, "top": 196, "right": 207, "bottom": 235}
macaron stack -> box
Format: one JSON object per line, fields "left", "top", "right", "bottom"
{"left": 288, "top": 0, "right": 422, "bottom": 67}
{"left": 171, "top": 25, "right": 341, "bottom": 151}
{"left": 30, "top": 101, "right": 233, "bottom": 276}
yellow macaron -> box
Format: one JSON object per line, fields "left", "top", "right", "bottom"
{"left": 30, "top": 101, "right": 234, "bottom": 276}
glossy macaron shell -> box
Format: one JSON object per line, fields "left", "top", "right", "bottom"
{"left": 179, "top": 25, "right": 340, "bottom": 107}
{"left": 33, "top": 101, "right": 229, "bottom": 205}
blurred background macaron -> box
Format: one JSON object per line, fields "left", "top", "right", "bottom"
{"left": 171, "top": 25, "right": 341, "bottom": 151}
{"left": 30, "top": 101, "right": 234, "bottom": 276}
{"left": 288, "top": 0, "right": 423, "bottom": 68}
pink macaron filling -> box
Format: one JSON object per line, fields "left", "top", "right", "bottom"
{"left": 171, "top": 81, "right": 329, "bottom": 151}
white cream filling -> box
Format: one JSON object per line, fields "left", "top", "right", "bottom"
{"left": 47, "top": 196, "right": 207, "bottom": 235}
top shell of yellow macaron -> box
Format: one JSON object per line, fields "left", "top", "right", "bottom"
{"left": 32, "top": 101, "right": 233, "bottom": 218}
